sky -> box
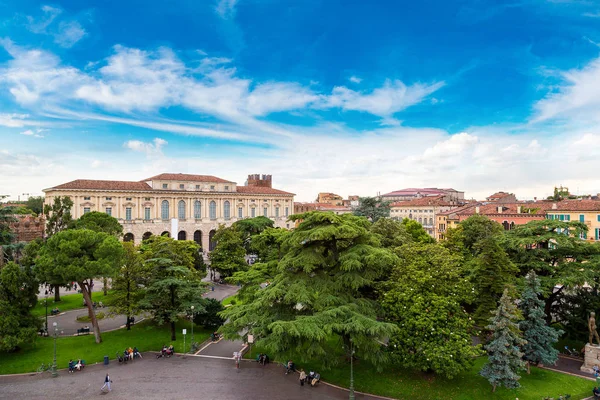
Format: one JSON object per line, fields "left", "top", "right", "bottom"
{"left": 1, "top": 0, "right": 600, "bottom": 202}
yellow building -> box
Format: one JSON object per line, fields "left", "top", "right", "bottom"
{"left": 545, "top": 200, "right": 600, "bottom": 241}
{"left": 390, "top": 195, "right": 460, "bottom": 238}
{"left": 43, "top": 173, "right": 295, "bottom": 250}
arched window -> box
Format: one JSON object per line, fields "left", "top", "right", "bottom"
{"left": 510, "top": 221, "right": 515, "bottom": 230}
{"left": 502, "top": 221, "right": 510, "bottom": 231}
{"left": 161, "top": 231, "right": 170, "bottom": 237}
{"left": 209, "top": 229, "right": 217, "bottom": 251}
{"left": 178, "top": 200, "right": 186, "bottom": 220}
{"left": 209, "top": 201, "right": 217, "bottom": 220}
{"left": 429, "top": 218, "right": 433, "bottom": 225}
{"left": 123, "top": 233, "right": 134, "bottom": 242}
{"left": 418, "top": 217, "right": 422, "bottom": 224}
{"left": 142, "top": 232, "right": 153, "bottom": 241}
{"left": 224, "top": 201, "right": 231, "bottom": 220}
{"left": 161, "top": 200, "right": 169, "bottom": 220}
{"left": 194, "top": 200, "right": 201, "bottom": 219}
{"left": 409, "top": 213, "right": 412, "bottom": 219}
{"left": 193, "top": 230, "right": 202, "bottom": 246}
{"left": 178, "top": 230, "right": 187, "bottom": 240}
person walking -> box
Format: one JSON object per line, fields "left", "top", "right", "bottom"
{"left": 101, "top": 373, "right": 112, "bottom": 392}
{"left": 299, "top": 369, "right": 306, "bottom": 386}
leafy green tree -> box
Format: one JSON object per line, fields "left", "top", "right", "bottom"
{"left": 193, "top": 298, "right": 225, "bottom": 329}
{"left": 209, "top": 225, "right": 247, "bottom": 278}
{"left": 480, "top": 289, "right": 526, "bottom": 392}
{"left": 37, "top": 229, "right": 124, "bottom": 343}
{"left": 73, "top": 211, "right": 123, "bottom": 237}
{"left": 220, "top": 212, "right": 398, "bottom": 367}
{"left": 370, "top": 217, "right": 412, "bottom": 249}
{"left": 42, "top": 196, "right": 75, "bottom": 301}
{"left": 381, "top": 243, "right": 481, "bottom": 378}
{"left": 12, "top": 207, "right": 36, "bottom": 215}
{"left": 233, "top": 216, "right": 274, "bottom": 252}
{"left": 0, "top": 204, "right": 16, "bottom": 247}
{"left": 141, "top": 236, "right": 205, "bottom": 340}
{"left": 503, "top": 219, "right": 600, "bottom": 324}
{"left": 43, "top": 196, "right": 74, "bottom": 237}
{"left": 25, "top": 196, "right": 44, "bottom": 215}
{"left": 110, "top": 242, "right": 147, "bottom": 330}
{"left": 0, "top": 261, "right": 40, "bottom": 352}
{"left": 401, "top": 218, "right": 435, "bottom": 244}
{"left": 519, "top": 271, "right": 562, "bottom": 374}
{"left": 444, "top": 214, "right": 504, "bottom": 258}
{"left": 352, "top": 196, "right": 391, "bottom": 222}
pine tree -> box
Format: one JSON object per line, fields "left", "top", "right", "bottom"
{"left": 519, "top": 271, "right": 562, "bottom": 374}
{"left": 480, "top": 289, "right": 526, "bottom": 392}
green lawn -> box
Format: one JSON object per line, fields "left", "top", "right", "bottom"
{"left": 0, "top": 319, "right": 210, "bottom": 375}
{"left": 247, "top": 346, "right": 592, "bottom": 400}
{"left": 32, "top": 291, "right": 118, "bottom": 317}
{"left": 222, "top": 295, "right": 241, "bottom": 307}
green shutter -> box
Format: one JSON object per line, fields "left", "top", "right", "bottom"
{"left": 559, "top": 215, "right": 564, "bottom": 221}
{"left": 580, "top": 214, "right": 585, "bottom": 222}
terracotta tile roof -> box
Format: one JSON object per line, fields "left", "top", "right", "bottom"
{"left": 548, "top": 200, "right": 600, "bottom": 212}
{"left": 382, "top": 187, "right": 460, "bottom": 197}
{"left": 438, "top": 203, "right": 480, "bottom": 216}
{"left": 439, "top": 202, "right": 556, "bottom": 217}
{"left": 141, "top": 173, "right": 234, "bottom": 183}
{"left": 390, "top": 195, "right": 457, "bottom": 207}
{"left": 487, "top": 191, "right": 513, "bottom": 199}
{"left": 47, "top": 179, "right": 152, "bottom": 191}
{"left": 295, "top": 202, "right": 351, "bottom": 210}
{"left": 236, "top": 186, "right": 294, "bottom": 195}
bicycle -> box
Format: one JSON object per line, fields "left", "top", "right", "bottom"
{"left": 36, "top": 362, "right": 52, "bottom": 374}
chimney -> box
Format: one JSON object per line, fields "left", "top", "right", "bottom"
{"left": 497, "top": 206, "right": 503, "bottom": 213}
{"left": 475, "top": 206, "right": 480, "bottom": 214}
{"left": 552, "top": 203, "right": 557, "bottom": 210}
{"left": 246, "top": 174, "right": 272, "bottom": 188}
{"left": 517, "top": 206, "right": 522, "bottom": 214}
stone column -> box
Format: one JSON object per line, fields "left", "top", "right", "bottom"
{"left": 581, "top": 344, "right": 600, "bottom": 373}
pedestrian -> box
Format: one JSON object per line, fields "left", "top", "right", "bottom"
{"left": 68, "top": 360, "right": 74, "bottom": 373}
{"left": 299, "top": 369, "right": 306, "bottom": 386}
{"left": 101, "top": 373, "right": 112, "bottom": 392}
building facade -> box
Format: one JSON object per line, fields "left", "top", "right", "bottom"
{"left": 545, "top": 200, "right": 600, "bottom": 241}
{"left": 43, "top": 173, "right": 295, "bottom": 250}
{"left": 390, "top": 195, "right": 459, "bottom": 238}
{"left": 381, "top": 187, "right": 464, "bottom": 202}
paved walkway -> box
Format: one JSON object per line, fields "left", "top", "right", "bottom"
{"left": 539, "top": 354, "right": 596, "bottom": 381}
{"left": 198, "top": 339, "right": 246, "bottom": 358}
{"left": 45, "top": 308, "right": 137, "bottom": 337}
{"left": 0, "top": 353, "right": 378, "bottom": 400}
{"left": 38, "top": 279, "right": 106, "bottom": 299}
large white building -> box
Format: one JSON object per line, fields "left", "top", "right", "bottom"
{"left": 43, "top": 173, "right": 295, "bottom": 251}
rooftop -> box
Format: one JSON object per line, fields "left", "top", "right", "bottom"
{"left": 390, "top": 195, "right": 457, "bottom": 207}
{"left": 141, "top": 173, "right": 234, "bottom": 183}
{"left": 48, "top": 179, "right": 153, "bottom": 191}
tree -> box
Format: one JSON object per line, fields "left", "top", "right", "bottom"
{"left": 444, "top": 214, "right": 504, "bottom": 259}
{"left": 0, "top": 261, "right": 40, "bottom": 352}
{"left": 233, "top": 216, "right": 274, "bottom": 252}
{"left": 502, "top": 219, "right": 600, "bottom": 324}
{"left": 480, "top": 289, "right": 526, "bottom": 392}
{"left": 140, "top": 236, "right": 206, "bottom": 341}
{"left": 0, "top": 204, "right": 16, "bottom": 247}
{"left": 25, "top": 196, "right": 44, "bottom": 215}
{"left": 42, "top": 196, "right": 74, "bottom": 301}
{"left": 370, "top": 217, "right": 412, "bottom": 249}
{"left": 209, "top": 225, "right": 247, "bottom": 278}
{"left": 220, "top": 212, "right": 398, "bottom": 367}
{"left": 519, "top": 271, "right": 561, "bottom": 374}
{"left": 401, "top": 218, "right": 435, "bottom": 244}
{"left": 73, "top": 212, "right": 123, "bottom": 295}
{"left": 381, "top": 243, "right": 481, "bottom": 378}
{"left": 193, "top": 298, "right": 225, "bottom": 329}
{"left": 73, "top": 211, "right": 123, "bottom": 237}
{"left": 37, "top": 229, "right": 124, "bottom": 343}
{"left": 43, "top": 196, "right": 74, "bottom": 237}
{"left": 352, "top": 196, "right": 391, "bottom": 222}
{"left": 110, "top": 242, "right": 147, "bottom": 330}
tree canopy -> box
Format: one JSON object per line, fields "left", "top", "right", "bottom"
{"left": 209, "top": 225, "right": 247, "bottom": 278}
{"left": 73, "top": 211, "right": 123, "bottom": 237}
{"left": 221, "top": 211, "right": 397, "bottom": 367}
{"left": 43, "top": 196, "right": 74, "bottom": 237}
{"left": 352, "top": 197, "right": 391, "bottom": 222}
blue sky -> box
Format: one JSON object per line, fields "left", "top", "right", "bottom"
{"left": 1, "top": 0, "right": 600, "bottom": 201}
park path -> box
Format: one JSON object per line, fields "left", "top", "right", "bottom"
{"left": 37, "top": 279, "right": 106, "bottom": 299}
{"left": 45, "top": 308, "right": 139, "bottom": 337}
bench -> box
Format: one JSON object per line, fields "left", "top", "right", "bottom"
{"left": 77, "top": 327, "right": 91, "bottom": 335}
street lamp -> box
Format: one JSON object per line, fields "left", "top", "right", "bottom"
{"left": 190, "top": 305, "right": 195, "bottom": 353}
{"left": 51, "top": 322, "right": 58, "bottom": 377}
{"left": 44, "top": 290, "right": 48, "bottom": 335}
{"left": 349, "top": 339, "right": 355, "bottom": 400}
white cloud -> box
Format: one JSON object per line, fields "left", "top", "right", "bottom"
{"left": 322, "top": 79, "right": 445, "bottom": 117}
{"left": 123, "top": 137, "right": 168, "bottom": 156}
{"left": 0, "top": 113, "right": 30, "bottom": 127}
{"left": 54, "top": 20, "right": 87, "bottom": 48}
{"left": 27, "top": 5, "right": 62, "bottom": 34}
{"left": 583, "top": 11, "right": 600, "bottom": 17}
{"left": 533, "top": 57, "right": 600, "bottom": 123}
{"left": 20, "top": 129, "right": 34, "bottom": 135}
{"left": 349, "top": 76, "right": 362, "bottom": 84}
{"left": 215, "top": 0, "right": 238, "bottom": 19}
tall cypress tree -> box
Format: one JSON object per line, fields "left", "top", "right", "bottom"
{"left": 519, "top": 271, "right": 561, "bottom": 374}
{"left": 480, "top": 289, "right": 526, "bottom": 392}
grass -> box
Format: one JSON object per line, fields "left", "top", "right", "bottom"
{"left": 246, "top": 344, "right": 592, "bottom": 400}
{"left": 75, "top": 311, "right": 106, "bottom": 323}
{"left": 222, "top": 295, "right": 241, "bottom": 307}
{"left": 32, "top": 291, "right": 118, "bottom": 317}
{"left": 0, "top": 319, "right": 210, "bottom": 375}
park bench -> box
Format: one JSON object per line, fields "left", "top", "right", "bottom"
{"left": 77, "top": 327, "right": 90, "bottom": 335}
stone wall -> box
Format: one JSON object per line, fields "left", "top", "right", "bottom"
{"left": 9, "top": 215, "right": 45, "bottom": 242}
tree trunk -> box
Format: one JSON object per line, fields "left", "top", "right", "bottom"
{"left": 170, "top": 285, "right": 176, "bottom": 341}
{"left": 54, "top": 284, "right": 61, "bottom": 302}
{"left": 126, "top": 315, "right": 131, "bottom": 330}
{"left": 527, "top": 361, "right": 530, "bottom": 375}
{"left": 126, "top": 280, "right": 131, "bottom": 330}
{"left": 103, "top": 277, "right": 108, "bottom": 295}
{"left": 170, "top": 321, "right": 176, "bottom": 341}
{"left": 80, "top": 281, "right": 102, "bottom": 344}
{"left": 492, "top": 383, "right": 496, "bottom": 393}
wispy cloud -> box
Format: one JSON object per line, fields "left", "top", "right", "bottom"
{"left": 25, "top": 5, "right": 87, "bottom": 48}
{"left": 123, "top": 137, "right": 168, "bottom": 156}
{"left": 215, "top": 0, "right": 238, "bottom": 19}
{"left": 349, "top": 76, "right": 362, "bottom": 84}
{"left": 583, "top": 11, "right": 600, "bottom": 17}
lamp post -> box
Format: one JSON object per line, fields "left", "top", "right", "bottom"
{"left": 191, "top": 305, "right": 196, "bottom": 351}
{"left": 51, "top": 322, "right": 58, "bottom": 377}
{"left": 349, "top": 339, "right": 355, "bottom": 400}
{"left": 44, "top": 290, "right": 48, "bottom": 335}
